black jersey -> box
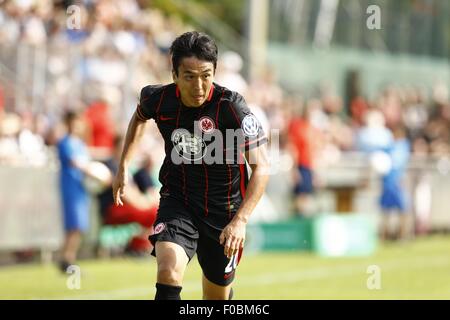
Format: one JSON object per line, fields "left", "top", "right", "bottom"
{"left": 135, "top": 83, "right": 267, "bottom": 218}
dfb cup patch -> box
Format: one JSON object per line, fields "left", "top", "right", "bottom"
{"left": 198, "top": 116, "right": 215, "bottom": 134}
{"left": 241, "top": 114, "right": 260, "bottom": 137}
{"left": 154, "top": 223, "right": 166, "bottom": 234}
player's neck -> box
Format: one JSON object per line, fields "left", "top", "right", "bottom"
{"left": 180, "top": 96, "right": 204, "bottom": 108}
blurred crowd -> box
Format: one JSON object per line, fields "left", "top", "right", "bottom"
{"left": 0, "top": 0, "right": 192, "bottom": 165}
{"left": 1, "top": 0, "right": 450, "bottom": 238}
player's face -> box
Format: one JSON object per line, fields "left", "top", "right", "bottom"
{"left": 173, "top": 56, "right": 215, "bottom": 107}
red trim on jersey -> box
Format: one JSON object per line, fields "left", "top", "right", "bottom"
{"left": 229, "top": 102, "right": 241, "bottom": 126}
{"left": 203, "top": 163, "right": 209, "bottom": 216}
{"left": 141, "top": 94, "right": 151, "bottom": 102}
{"left": 162, "top": 159, "right": 170, "bottom": 194}
{"left": 176, "top": 100, "right": 182, "bottom": 128}
{"left": 175, "top": 85, "right": 180, "bottom": 97}
{"left": 136, "top": 104, "right": 147, "bottom": 121}
{"left": 215, "top": 89, "right": 225, "bottom": 127}
{"left": 155, "top": 87, "right": 166, "bottom": 120}
{"left": 181, "top": 163, "right": 187, "bottom": 206}
{"left": 175, "top": 100, "right": 187, "bottom": 205}
{"left": 239, "top": 153, "right": 246, "bottom": 198}
{"left": 240, "top": 136, "right": 268, "bottom": 148}
{"left": 207, "top": 84, "right": 215, "bottom": 101}
{"left": 229, "top": 102, "right": 247, "bottom": 199}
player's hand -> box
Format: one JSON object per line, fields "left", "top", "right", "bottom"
{"left": 112, "top": 166, "right": 128, "bottom": 206}
{"left": 219, "top": 219, "right": 246, "bottom": 259}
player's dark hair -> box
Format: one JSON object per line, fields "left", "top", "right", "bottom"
{"left": 170, "top": 31, "right": 218, "bottom": 75}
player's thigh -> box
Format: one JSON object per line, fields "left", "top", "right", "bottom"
{"left": 151, "top": 198, "right": 200, "bottom": 284}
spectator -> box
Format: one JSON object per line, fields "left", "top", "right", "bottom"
{"left": 350, "top": 95, "right": 369, "bottom": 127}
{"left": 356, "top": 109, "right": 393, "bottom": 153}
{"left": 379, "top": 125, "right": 412, "bottom": 241}
{"left": 84, "top": 98, "right": 115, "bottom": 160}
{"left": 97, "top": 135, "right": 158, "bottom": 255}
{"left": 0, "top": 112, "right": 21, "bottom": 164}
{"left": 18, "top": 112, "right": 48, "bottom": 166}
{"left": 56, "top": 110, "right": 111, "bottom": 272}
{"left": 215, "top": 51, "right": 248, "bottom": 94}
{"left": 287, "top": 99, "right": 322, "bottom": 217}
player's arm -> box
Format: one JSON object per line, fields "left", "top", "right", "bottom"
{"left": 112, "top": 112, "right": 147, "bottom": 206}
{"left": 241, "top": 144, "right": 271, "bottom": 221}
{"left": 220, "top": 144, "right": 270, "bottom": 258}
{"left": 113, "top": 85, "right": 158, "bottom": 206}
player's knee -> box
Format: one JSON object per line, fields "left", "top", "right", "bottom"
{"left": 157, "top": 265, "right": 183, "bottom": 285}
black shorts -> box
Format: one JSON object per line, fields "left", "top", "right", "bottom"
{"left": 149, "top": 197, "right": 243, "bottom": 286}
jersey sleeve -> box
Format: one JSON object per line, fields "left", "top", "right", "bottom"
{"left": 225, "top": 93, "right": 268, "bottom": 151}
{"left": 135, "top": 85, "right": 162, "bottom": 121}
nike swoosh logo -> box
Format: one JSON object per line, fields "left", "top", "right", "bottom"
{"left": 160, "top": 116, "right": 175, "bottom": 121}
{"left": 224, "top": 271, "right": 235, "bottom": 279}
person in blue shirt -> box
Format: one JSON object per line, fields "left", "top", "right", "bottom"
{"left": 355, "top": 110, "right": 393, "bottom": 153}
{"left": 380, "top": 125, "right": 411, "bottom": 241}
{"left": 57, "top": 110, "right": 109, "bottom": 272}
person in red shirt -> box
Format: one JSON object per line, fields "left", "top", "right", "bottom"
{"left": 288, "top": 100, "right": 320, "bottom": 217}
{"left": 84, "top": 99, "right": 115, "bottom": 160}
{"left": 350, "top": 95, "right": 369, "bottom": 127}
{"left": 98, "top": 136, "right": 159, "bottom": 254}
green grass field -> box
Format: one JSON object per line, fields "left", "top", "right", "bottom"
{"left": 1, "top": 234, "right": 449, "bottom": 300}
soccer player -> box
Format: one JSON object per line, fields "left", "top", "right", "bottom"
{"left": 112, "top": 31, "right": 270, "bottom": 300}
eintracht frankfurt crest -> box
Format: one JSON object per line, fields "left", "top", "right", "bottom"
{"left": 154, "top": 222, "right": 165, "bottom": 234}
{"left": 198, "top": 116, "right": 215, "bottom": 134}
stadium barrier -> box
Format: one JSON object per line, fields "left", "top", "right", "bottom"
{"left": 246, "top": 213, "right": 377, "bottom": 257}
{"left": 98, "top": 223, "right": 142, "bottom": 256}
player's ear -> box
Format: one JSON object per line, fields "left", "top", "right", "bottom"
{"left": 172, "top": 70, "right": 178, "bottom": 84}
